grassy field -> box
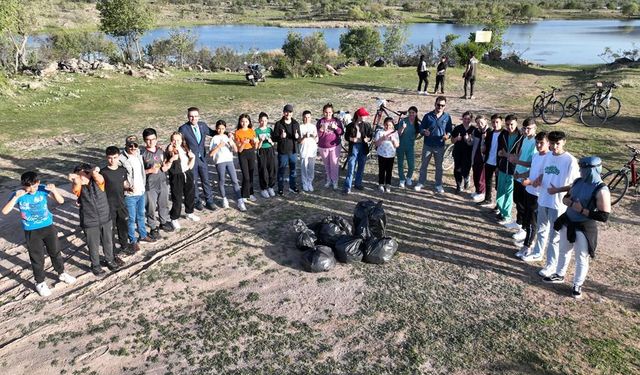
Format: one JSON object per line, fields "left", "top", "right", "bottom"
{"left": 0, "top": 62, "right": 639, "bottom": 374}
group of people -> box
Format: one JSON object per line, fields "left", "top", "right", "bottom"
{"left": 3, "top": 98, "right": 611, "bottom": 299}
{"left": 416, "top": 53, "right": 479, "bottom": 100}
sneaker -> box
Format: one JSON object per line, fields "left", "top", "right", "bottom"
{"left": 237, "top": 199, "right": 247, "bottom": 212}
{"left": 106, "top": 262, "right": 120, "bottom": 271}
{"left": 522, "top": 253, "right": 543, "bottom": 263}
{"left": 222, "top": 197, "right": 229, "bottom": 208}
{"left": 414, "top": 184, "right": 423, "bottom": 192}
{"left": 542, "top": 274, "right": 565, "bottom": 284}
{"left": 379, "top": 185, "right": 385, "bottom": 193}
{"left": 406, "top": 178, "right": 413, "bottom": 186}
{"left": 497, "top": 217, "right": 512, "bottom": 226}
{"left": 308, "top": 184, "right": 314, "bottom": 192}
{"left": 385, "top": 185, "right": 391, "bottom": 193}
{"left": 268, "top": 188, "right": 276, "bottom": 197}
{"left": 35, "top": 282, "right": 52, "bottom": 297}
{"left": 171, "top": 219, "right": 181, "bottom": 230}
{"left": 249, "top": 194, "right": 257, "bottom": 202}
{"left": 342, "top": 188, "right": 351, "bottom": 195}
{"left": 289, "top": 187, "right": 300, "bottom": 193}
{"left": 480, "top": 201, "right": 494, "bottom": 208}
{"left": 572, "top": 285, "right": 583, "bottom": 299}
{"left": 332, "top": 182, "right": 338, "bottom": 190}
{"left": 278, "top": 189, "right": 284, "bottom": 196}
{"left": 260, "top": 189, "right": 270, "bottom": 198}
{"left": 160, "top": 222, "right": 175, "bottom": 232}
{"left": 58, "top": 272, "right": 76, "bottom": 285}
{"left": 195, "top": 202, "right": 204, "bottom": 211}
{"left": 113, "top": 256, "right": 126, "bottom": 267}
{"left": 455, "top": 186, "right": 462, "bottom": 194}
{"left": 538, "top": 266, "right": 554, "bottom": 277}
{"left": 92, "top": 267, "right": 106, "bottom": 276}
{"left": 504, "top": 222, "right": 521, "bottom": 230}
{"left": 515, "top": 246, "right": 529, "bottom": 258}
{"left": 513, "top": 238, "right": 525, "bottom": 247}
{"left": 149, "top": 228, "right": 161, "bottom": 240}
{"left": 512, "top": 229, "right": 527, "bottom": 241}
{"left": 435, "top": 185, "right": 444, "bottom": 194}
{"left": 324, "top": 181, "right": 332, "bottom": 188}
{"left": 399, "top": 180, "right": 405, "bottom": 188}
{"left": 520, "top": 246, "right": 532, "bottom": 259}
{"left": 472, "top": 194, "right": 485, "bottom": 203}
{"left": 186, "top": 213, "right": 200, "bottom": 222}
{"left": 463, "top": 179, "right": 470, "bottom": 191}
{"left": 204, "top": 203, "right": 216, "bottom": 211}
{"left": 139, "top": 236, "right": 156, "bottom": 244}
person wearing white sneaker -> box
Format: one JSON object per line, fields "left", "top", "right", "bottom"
{"left": 59, "top": 272, "right": 77, "bottom": 284}
{"left": 399, "top": 180, "right": 405, "bottom": 188}
{"left": 255, "top": 112, "right": 278, "bottom": 198}
{"left": 509, "top": 118, "right": 538, "bottom": 245}
{"left": 210, "top": 120, "right": 242, "bottom": 209}
{"left": 260, "top": 189, "right": 270, "bottom": 198}
{"left": 512, "top": 228, "right": 527, "bottom": 241}
{"left": 235, "top": 114, "right": 259, "bottom": 205}
{"left": 237, "top": 198, "right": 247, "bottom": 212}
{"left": 171, "top": 219, "right": 181, "bottom": 229}
{"left": 470, "top": 115, "right": 489, "bottom": 202}
{"left": 451, "top": 111, "right": 475, "bottom": 194}
{"left": 249, "top": 194, "right": 257, "bottom": 202}
{"left": 299, "top": 110, "right": 318, "bottom": 194}
{"left": 186, "top": 213, "right": 200, "bottom": 222}
{"left": 406, "top": 178, "right": 413, "bottom": 186}
{"left": 166, "top": 132, "right": 197, "bottom": 233}
{"left": 529, "top": 131, "right": 579, "bottom": 279}
{"left": 416, "top": 97, "right": 453, "bottom": 193}
{"left": 495, "top": 114, "right": 524, "bottom": 231}
{"left": 316, "top": 103, "right": 344, "bottom": 192}
{"left": 396, "top": 106, "right": 419, "bottom": 192}
{"left": 414, "top": 183, "right": 423, "bottom": 192}
{"left": 375, "top": 117, "right": 400, "bottom": 195}
{"left": 2, "top": 171, "right": 71, "bottom": 297}
{"left": 550, "top": 155, "right": 610, "bottom": 299}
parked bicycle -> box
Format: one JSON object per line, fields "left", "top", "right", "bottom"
{"left": 563, "top": 88, "right": 608, "bottom": 127}
{"left": 532, "top": 86, "right": 565, "bottom": 125}
{"left": 595, "top": 82, "right": 621, "bottom": 118}
{"left": 602, "top": 144, "right": 639, "bottom": 206}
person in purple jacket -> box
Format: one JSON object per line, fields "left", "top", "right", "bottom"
{"left": 316, "top": 103, "right": 344, "bottom": 190}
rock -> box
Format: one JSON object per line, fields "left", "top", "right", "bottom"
{"left": 78, "top": 59, "right": 91, "bottom": 71}
{"left": 126, "top": 69, "right": 144, "bottom": 78}
{"left": 325, "top": 64, "right": 340, "bottom": 75}
{"left": 143, "top": 63, "right": 155, "bottom": 70}
{"left": 40, "top": 62, "right": 58, "bottom": 77}
{"left": 99, "top": 62, "right": 116, "bottom": 71}
{"left": 27, "top": 81, "right": 44, "bottom": 90}
{"left": 158, "top": 67, "right": 167, "bottom": 74}
{"left": 195, "top": 64, "right": 204, "bottom": 71}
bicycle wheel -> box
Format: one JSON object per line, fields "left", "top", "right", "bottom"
{"left": 579, "top": 104, "right": 607, "bottom": 127}
{"left": 541, "top": 101, "right": 565, "bottom": 125}
{"left": 339, "top": 139, "right": 350, "bottom": 170}
{"left": 602, "top": 169, "right": 629, "bottom": 206}
{"left": 442, "top": 144, "right": 454, "bottom": 171}
{"left": 604, "top": 97, "right": 621, "bottom": 118}
{"left": 532, "top": 95, "right": 544, "bottom": 117}
{"left": 563, "top": 95, "right": 580, "bottom": 117}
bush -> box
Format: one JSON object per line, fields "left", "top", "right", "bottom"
{"left": 303, "top": 62, "right": 326, "bottom": 77}
{"left": 382, "top": 25, "right": 408, "bottom": 64}
{"left": 454, "top": 42, "right": 488, "bottom": 66}
{"left": 208, "top": 46, "right": 244, "bottom": 71}
{"left": 271, "top": 56, "right": 292, "bottom": 78}
{"left": 339, "top": 26, "right": 382, "bottom": 64}
{"left": 45, "top": 31, "right": 118, "bottom": 62}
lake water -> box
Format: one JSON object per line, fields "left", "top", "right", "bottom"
{"left": 140, "top": 19, "right": 640, "bottom": 65}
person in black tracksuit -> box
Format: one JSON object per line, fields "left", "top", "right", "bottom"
{"left": 451, "top": 111, "right": 476, "bottom": 193}
{"left": 102, "top": 146, "right": 131, "bottom": 255}
{"left": 434, "top": 56, "right": 447, "bottom": 94}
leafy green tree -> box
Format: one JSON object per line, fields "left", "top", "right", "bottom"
{"left": 0, "top": 0, "right": 43, "bottom": 73}
{"left": 282, "top": 32, "right": 304, "bottom": 64}
{"left": 382, "top": 25, "right": 408, "bottom": 64}
{"left": 622, "top": 2, "right": 639, "bottom": 17}
{"left": 339, "top": 26, "right": 382, "bottom": 63}
{"left": 169, "top": 29, "right": 197, "bottom": 68}
{"left": 96, "top": 0, "right": 154, "bottom": 63}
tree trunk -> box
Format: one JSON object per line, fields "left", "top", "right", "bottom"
{"left": 134, "top": 38, "right": 143, "bottom": 64}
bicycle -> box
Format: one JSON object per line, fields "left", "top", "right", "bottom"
{"left": 595, "top": 82, "right": 621, "bottom": 118}
{"left": 563, "top": 88, "right": 608, "bottom": 127}
{"left": 601, "top": 144, "right": 639, "bottom": 206}
{"left": 532, "top": 86, "right": 565, "bottom": 125}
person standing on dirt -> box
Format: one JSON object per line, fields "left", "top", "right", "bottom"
{"left": 395, "top": 106, "right": 420, "bottom": 188}
{"left": 299, "top": 110, "right": 318, "bottom": 192}
{"left": 316, "top": 103, "right": 344, "bottom": 190}
{"left": 375, "top": 117, "right": 400, "bottom": 193}
{"left": 495, "top": 114, "right": 524, "bottom": 229}
{"left": 462, "top": 53, "right": 479, "bottom": 99}
{"left": 509, "top": 118, "right": 538, "bottom": 245}
{"left": 235, "top": 114, "right": 259, "bottom": 205}
{"left": 209, "top": 120, "right": 244, "bottom": 211}
{"left": 166, "top": 131, "right": 200, "bottom": 229}
{"left": 343, "top": 107, "right": 373, "bottom": 194}
{"left": 178, "top": 107, "right": 216, "bottom": 211}
{"left": 479, "top": 114, "right": 503, "bottom": 208}
{"left": 434, "top": 56, "right": 447, "bottom": 94}
{"left": 255, "top": 112, "right": 277, "bottom": 198}
{"left": 470, "top": 115, "right": 489, "bottom": 202}
{"left": 451, "top": 111, "right": 476, "bottom": 193}
{"left": 416, "top": 54, "right": 430, "bottom": 95}
{"left": 272, "top": 104, "right": 301, "bottom": 196}
{"left": 69, "top": 164, "right": 121, "bottom": 276}
{"left": 542, "top": 156, "right": 611, "bottom": 299}
{"left": 2, "top": 171, "right": 76, "bottom": 297}
{"left": 415, "top": 96, "right": 453, "bottom": 194}
{"left": 142, "top": 128, "right": 174, "bottom": 239}
{"left": 102, "top": 146, "right": 132, "bottom": 256}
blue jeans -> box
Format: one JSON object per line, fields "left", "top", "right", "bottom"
{"left": 277, "top": 152, "right": 297, "bottom": 190}
{"left": 344, "top": 143, "right": 367, "bottom": 190}
{"left": 125, "top": 194, "right": 147, "bottom": 243}
{"left": 417, "top": 144, "right": 445, "bottom": 187}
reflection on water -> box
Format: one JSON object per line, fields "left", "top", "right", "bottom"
{"left": 140, "top": 19, "right": 640, "bottom": 65}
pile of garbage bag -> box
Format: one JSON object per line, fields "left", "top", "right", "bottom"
{"left": 292, "top": 200, "right": 398, "bottom": 272}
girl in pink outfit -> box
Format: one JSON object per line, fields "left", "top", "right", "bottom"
{"left": 316, "top": 103, "right": 344, "bottom": 189}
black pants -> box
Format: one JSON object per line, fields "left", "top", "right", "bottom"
{"left": 238, "top": 149, "right": 257, "bottom": 198}
{"left": 453, "top": 152, "right": 472, "bottom": 189}
{"left": 110, "top": 205, "right": 129, "bottom": 250}
{"left": 417, "top": 72, "right": 429, "bottom": 92}
{"left": 257, "top": 147, "right": 277, "bottom": 190}
{"left": 378, "top": 156, "right": 394, "bottom": 185}
{"left": 464, "top": 77, "right": 476, "bottom": 97}
{"left": 25, "top": 225, "right": 64, "bottom": 283}
{"left": 513, "top": 180, "right": 527, "bottom": 226}
{"left": 484, "top": 163, "right": 497, "bottom": 202}
{"left": 434, "top": 75, "right": 445, "bottom": 93}
{"left": 85, "top": 221, "right": 115, "bottom": 269}
{"left": 522, "top": 191, "right": 538, "bottom": 247}
{"left": 169, "top": 170, "right": 195, "bottom": 220}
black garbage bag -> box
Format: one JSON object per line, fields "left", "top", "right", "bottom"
{"left": 354, "top": 215, "right": 372, "bottom": 240}
{"left": 363, "top": 237, "right": 398, "bottom": 264}
{"left": 301, "top": 245, "right": 336, "bottom": 272}
{"left": 368, "top": 201, "right": 387, "bottom": 238}
{"left": 322, "top": 215, "right": 353, "bottom": 236}
{"left": 293, "top": 218, "right": 308, "bottom": 233}
{"left": 353, "top": 200, "right": 376, "bottom": 230}
{"left": 334, "top": 235, "right": 363, "bottom": 263}
{"left": 317, "top": 222, "right": 344, "bottom": 247}
{"left": 353, "top": 200, "right": 387, "bottom": 239}
{"left": 296, "top": 229, "right": 317, "bottom": 251}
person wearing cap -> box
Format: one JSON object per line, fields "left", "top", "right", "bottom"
{"left": 120, "top": 135, "right": 156, "bottom": 251}
{"left": 178, "top": 107, "right": 216, "bottom": 211}
{"left": 343, "top": 107, "right": 373, "bottom": 194}
{"left": 542, "top": 156, "right": 611, "bottom": 299}
{"left": 272, "top": 104, "right": 301, "bottom": 196}
{"left": 69, "top": 163, "right": 121, "bottom": 276}
{"left": 2, "top": 171, "right": 76, "bottom": 297}
{"left": 415, "top": 96, "right": 453, "bottom": 194}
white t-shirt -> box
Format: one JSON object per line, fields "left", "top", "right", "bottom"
{"left": 486, "top": 132, "right": 500, "bottom": 166}
{"left": 299, "top": 123, "right": 318, "bottom": 159}
{"left": 177, "top": 146, "right": 190, "bottom": 172}
{"left": 209, "top": 134, "right": 234, "bottom": 164}
{"left": 128, "top": 154, "right": 145, "bottom": 195}
{"left": 536, "top": 151, "right": 579, "bottom": 210}
{"left": 525, "top": 152, "right": 546, "bottom": 196}
{"left": 374, "top": 129, "right": 399, "bottom": 158}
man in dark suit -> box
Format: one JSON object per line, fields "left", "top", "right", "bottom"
{"left": 178, "top": 107, "right": 216, "bottom": 211}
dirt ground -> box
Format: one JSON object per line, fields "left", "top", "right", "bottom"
{"left": 0, "top": 89, "right": 639, "bottom": 374}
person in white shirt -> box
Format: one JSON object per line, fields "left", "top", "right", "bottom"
{"left": 209, "top": 120, "right": 244, "bottom": 211}
{"left": 374, "top": 117, "right": 400, "bottom": 192}
{"left": 522, "top": 131, "right": 579, "bottom": 280}
{"left": 298, "top": 110, "right": 318, "bottom": 192}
